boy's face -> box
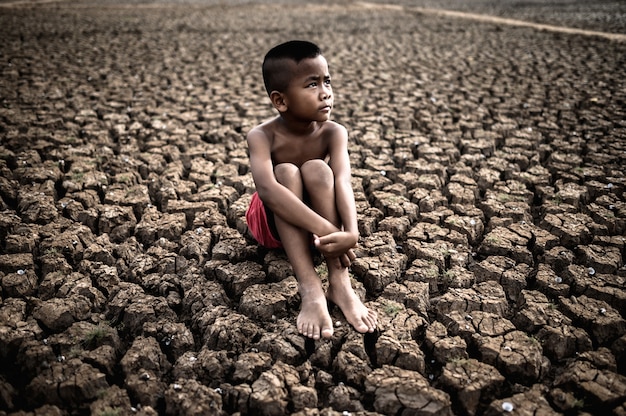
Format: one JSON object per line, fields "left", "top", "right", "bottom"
{"left": 281, "top": 55, "right": 333, "bottom": 122}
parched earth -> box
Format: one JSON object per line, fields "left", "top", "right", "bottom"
{"left": 1, "top": 1, "right": 626, "bottom": 415}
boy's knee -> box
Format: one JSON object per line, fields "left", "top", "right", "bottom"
{"left": 274, "top": 163, "right": 300, "bottom": 183}
{"left": 301, "top": 159, "right": 333, "bottom": 187}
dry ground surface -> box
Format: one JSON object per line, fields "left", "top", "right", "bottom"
{"left": 1, "top": 1, "right": 626, "bottom": 415}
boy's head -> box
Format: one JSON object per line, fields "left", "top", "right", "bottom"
{"left": 262, "top": 40, "right": 322, "bottom": 95}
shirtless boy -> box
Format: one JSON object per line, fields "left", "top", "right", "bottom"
{"left": 246, "top": 40, "right": 377, "bottom": 340}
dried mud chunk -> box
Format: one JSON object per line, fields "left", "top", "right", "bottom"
{"left": 370, "top": 190, "right": 418, "bottom": 220}
{"left": 142, "top": 321, "right": 194, "bottom": 362}
{"left": 554, "top": 359, "right": 626, "bottom": 411}
{"left": 351, "top": 252, "right": 407, "bottom": 296}
{"left": 588, "top": 202, "right": 626, "bottom": 235}
{"left": 333, "top": 349, "right": 372, "bottom": 388}
{"left": 575, "top": 244, "right": 623, "bottom": 275}
{"left": 444, "top": 214, "right": 483, "bottom": 245}
{"left": 478, "top": 225, "right": 534, "bottom": 266}
{"left": 26, "top": 358, "right": 109, "bottom": 409}
{"left": 126, "top": 369, "right": 167, "bottom": 410}
{"left": 540, "top": 212, "right": 593, "bottom": 247}
{"left": 89, "top": 385, "right": 133, "bottom": 416}
{"left": 121, "top": 336, "right": 171, "bottom": 377}
{"left": 0, "top": 298, "right": 43, "bottom": 361}
{"left": 181, "top": 279, "right": 230, "bottom": 320}
{"left": 484, "top": 384, "right": 559, "bottom": 416}
{"left": 17, "top": 189, "right": 58, "bottom": 224}
{"left": 378, "top": 216, "right": 412, "bottom": 241}
{"left": 407, "top": 223, "right": 468, "bottom": 247}
{"left": 537, "top": 324, "right": 594, "bottom": 362}
{"left": 214, "top": 260, "right": 265, "bottom": 298}
{"left": 211, "top": 230, "right": 258, "bottom": 263}
{"left": 438, "top": 358, "right": 505, "bottom": 416}
{"left": 239, "top": 276, "right": 299, "bottom": 321}
{"left": 375, "top": 334, "right": 426, "bottom": 373}
{"left": 1, "top": 268, "right": 37, "bottom": 298}
{"left": 31, "top": 296, "right": 92, "bottom": 332}
{"left": 98, "top": 204, "right": 137, "bottom": 242}
{"left": 374, "top": 299, "right": 427, "bottom": 341}
{"left": 554, "top": 180, "right": 589, "bottom": 208}
{"left": 103, "top": 183, "right": 150, "bottom": 216}
{"left": 135, "top": 206, "right": 187, "bottom": 246}
{"left": 404, "top": 258, "right": 441, "bottom": 293}
{"left": 542, "top": 245, "right": 575, "bottom": 273}
{"left": 403, "top": 239, "right": 449, "bottom": 270}
{"left": 172, "top": 348, "right": 233, "bottom": 387}
{"left": 474, "top": 330, "right": 547, "bottom": 384}
{"left": 190, "top": 184, "right": 239, "bottom": 211}
{"left": 471, "top": 255, "right": 531, "bottom": 302}
{"left": 435, "top": 281, "right": 509, "bottom": 320}
{"left": 257, "top": 321, "right": 307, "bottom": 365}
{"left": 441, "top": 311, "right": 516, "bottom": 342}
{"left": 327, "top": 383, "right": 365, "bottom": 412}
{"left": 513, "top": 290, "right": 567, "bottom": 331}
{"left": 559, "top": 295, "right": 626, "bottom": 346}
{"left": 365, "top": 365, "right": 452, "bottom": 416}
{"left": 232, "top": 351, "right": 273, "bottom": 384}
{"left": 424, "top": 321, "right": 468, "bottom": 364}
{"left": 204, "top": 312, "right": 261, "bottom": 354}
{"left": 534, "top": 263, "right": 571, "bottom": 297}
{"left": 250, "top": 362, "right": 309, "bottom": 416}
{"left": 165, "top": 378, "right": 224, "bottom": 416}
{"left": 480, "top": 193, "right": 532, "bottom": 224}
{"left": 566, "top": 264, "right": 626, "bottom": 313}
{"left": 107, "top": 282, "right": 177, "bottom": 336}
{"left": 381, "top": 281, "right": 430, "bottom": 318}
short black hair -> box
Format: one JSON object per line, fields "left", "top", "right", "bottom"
{"left": 262, "top": 40, "right": 322, "bottom": 95}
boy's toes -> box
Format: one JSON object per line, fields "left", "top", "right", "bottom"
{"left": 321, "top": 326, "right": 334, "bottom": 339}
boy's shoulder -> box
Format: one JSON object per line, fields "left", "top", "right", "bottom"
{"left": 248, "top": 118, "right": 346, "bottom": 140}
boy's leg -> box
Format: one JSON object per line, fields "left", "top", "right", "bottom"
{"left": 273, "top": 163, "right": 334, "bottom": 340}
{"left": 300, "top": 160, "right": 377, "bottom": 334}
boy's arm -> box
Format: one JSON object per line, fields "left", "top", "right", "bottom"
{"left": 247, "top": 127, "right": 340, "bottom": 237}
{"left": 327, "top": 124, "right": 358, "bottom": 237}
{"left": 314, "top": 124, "right": 359, "bottom": 264}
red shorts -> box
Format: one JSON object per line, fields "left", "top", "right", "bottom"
{"left": 245, "top": 192, "right": 282, "bottom": 248}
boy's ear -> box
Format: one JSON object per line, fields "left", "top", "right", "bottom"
{"left": 269, "top": 90, "right": 288, "bottom": 112}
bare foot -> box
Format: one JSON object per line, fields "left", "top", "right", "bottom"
{"left": 326, "top": 271, "right": 377, "bottom": 334}
{"left": 297, "top": 285, "right": 334, "bottom": 340}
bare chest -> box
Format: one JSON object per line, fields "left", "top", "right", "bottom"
{"left": 271, "top": 135, "right": 329, "bottom": 167}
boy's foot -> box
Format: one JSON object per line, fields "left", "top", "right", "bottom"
{"left": 326, "top": 273, "right": 377, "bottom": 334}
{"left": 297, "top": 288, "right": 334, "bottom": 340}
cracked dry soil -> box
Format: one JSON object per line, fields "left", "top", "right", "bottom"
{"left": 1, "top": 1, "right": 626, "bottom": 415}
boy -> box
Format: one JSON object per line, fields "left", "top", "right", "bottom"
{"left": 246, "top": 40, "right": 377, "bottom": 340}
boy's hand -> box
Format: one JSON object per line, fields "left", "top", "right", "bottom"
{"left": 313, "top": 232, "right": 357, "bottom": 268}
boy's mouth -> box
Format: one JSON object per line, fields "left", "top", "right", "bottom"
{"left": 320, "top": 103, "right": 332, "bottom": 112}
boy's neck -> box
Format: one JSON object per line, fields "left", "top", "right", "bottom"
{"left": 279, "top": 114, "right": 321, "bottom": 136}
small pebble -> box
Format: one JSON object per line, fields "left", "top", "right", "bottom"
{"left": 588, "top": 267, "right": 596, "bottom": 276}
{"left": 17, "top": 269, "right": 25, "bottom": 275}
{"left": 502, "top": 401, "right": 514, "bottom": 412}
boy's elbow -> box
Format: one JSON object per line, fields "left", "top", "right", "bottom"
{"left": 256, "top": 187, "right": 274, "bottom": 207}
